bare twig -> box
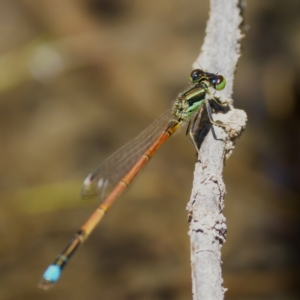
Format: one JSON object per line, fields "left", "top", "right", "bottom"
{"left": 187, "top": 1, "right": 247, "bottom": 299}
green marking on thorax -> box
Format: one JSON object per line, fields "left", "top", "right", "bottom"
{"left": 186, "top": 99, "right": 205, "bottom": 116}
{"left": 172, "top": 69, "right": 226, "bottom": 122}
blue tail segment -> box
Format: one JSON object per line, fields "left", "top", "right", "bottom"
{"left": 39, "top": 233, "right": 82, "bottom": 289}
{"left": 43, "top": 265, "right": 62, "bottom": 283}
{"left": 38, "top": 264, "right": 62, "bottom": 290}
{"left": 42, "top": 264, "right": 62, "bottom": 283}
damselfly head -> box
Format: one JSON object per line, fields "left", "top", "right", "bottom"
{"left": 189, "top": 69, "right": 226, "bottom": 91}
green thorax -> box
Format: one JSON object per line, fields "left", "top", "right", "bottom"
{"left": 172, "top": 81, "right": 209, "bottom": 121}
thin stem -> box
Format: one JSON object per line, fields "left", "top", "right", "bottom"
{"left": 188, "top": 1, "right": 247, "bottom": 299}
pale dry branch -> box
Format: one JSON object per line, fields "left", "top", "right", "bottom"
{"left": 188, "top": 1, "right": 247, "bottom": 299}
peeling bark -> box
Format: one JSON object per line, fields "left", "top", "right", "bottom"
{"left": 188, "top": 1, "right": 247, "bottom": 299}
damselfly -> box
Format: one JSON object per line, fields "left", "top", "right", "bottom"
{"left": 39, "top": 69, "right": 227, "bottom": 290}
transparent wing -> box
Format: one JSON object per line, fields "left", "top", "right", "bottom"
{"left": 81, "top": 109, "right": 173, "bottom": 201}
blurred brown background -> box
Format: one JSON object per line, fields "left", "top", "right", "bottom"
{"left": 0, "top": 0, "right": 299, "bottom": 299}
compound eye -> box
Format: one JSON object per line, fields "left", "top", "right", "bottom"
{"left": 189, "top": 69, "right": 203, "bottom": 83}
{"left": 211, "top": 75, "right": 226, "bottom": 90}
